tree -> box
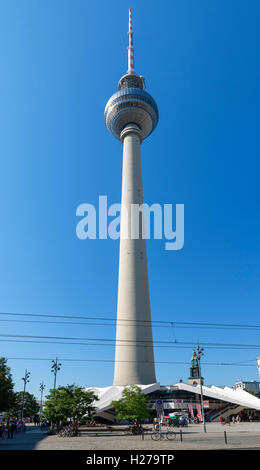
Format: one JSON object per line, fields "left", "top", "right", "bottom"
{"left": 0, "top": 357, "right": 16, "bottom": 412}
{"left": 41, "top": 385, "right": 98, "bottom": 427}
{"left": 111, "top": 385, "right": 152, "bottom": 425}
{"left": 9, "top": 391, "right": 40, "bottom": 418}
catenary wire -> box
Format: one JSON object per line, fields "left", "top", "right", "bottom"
{"left": 1, "top": 311, "right": 260, "bottom": 330}
{"left": 4, "top": 357, "right": 258, "bottom": 366}
{"left": 1, "top": 334, "right": 260, "bottom": 350}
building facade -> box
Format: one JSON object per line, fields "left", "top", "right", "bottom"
{"left": 235, "top": 381, "right": 260, "bottom": 394}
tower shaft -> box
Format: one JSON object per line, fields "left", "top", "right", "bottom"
{"left": 113, "top": 125, "right": 156, "bottom": 385}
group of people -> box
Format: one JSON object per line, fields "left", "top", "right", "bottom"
{"left": 40, "top": 420, "right": 50, "bottom": 430}
{"left": 189, "top": 416, "right": 201, "bottom": 424}
{"left": 219, "top": 412, "right": 259, "bottom": 425}
{"left": 0, "top": 419, "right": 25, "bottom": 439}
{"left": 153, "top": 415, "right": 189, "bottom": 430}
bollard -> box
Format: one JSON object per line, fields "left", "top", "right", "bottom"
{"left": 224, "top": 430, "right": 227, "bottom": 444}
{"left": 180, "top": 429, "right": 183, "bottom": 442}
{"left": 142, "top": 429, "right": 144, "bottom": 441}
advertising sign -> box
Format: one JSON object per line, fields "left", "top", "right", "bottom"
{"left": 196, "top": 404, "right": 202, "bottom": 422}
{"left": 188, "top": 404, "right": 194, "bottom": 418}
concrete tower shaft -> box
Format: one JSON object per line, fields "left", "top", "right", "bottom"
{"left": 114, "top": 124, "right": 156, "bottom": 385}
{"left": 105, "top": 10, "right": 158, "bottom": 386}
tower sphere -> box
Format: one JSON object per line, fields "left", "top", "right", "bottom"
{"left": 104, "top": 73, "right": 159, "bottom": 141}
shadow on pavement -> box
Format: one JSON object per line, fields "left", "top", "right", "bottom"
{"left": 0, "top": 426, "right": 50, "bottom": 450}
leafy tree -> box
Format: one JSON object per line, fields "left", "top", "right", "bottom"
{"left": 111, "top": 385, "right": 152, "bottom": 425}
{"left": 0, "top": 357, "right": 16, "bottom": 412}
{"left": 41, "top": 384, "right": 98, "bottom": 427}
{"left": 8, "top": 391, "right": 40, "bottom": 418}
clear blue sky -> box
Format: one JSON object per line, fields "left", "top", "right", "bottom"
{"left": 0, "top": 0, "right": 260, "bottom": 401}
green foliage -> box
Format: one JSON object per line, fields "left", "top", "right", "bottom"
{"left": 41, "top": 384, "right": 98, "bottom": 425}
{"left": 111, "top": 385, "right": 152, "bottom": 424}
{"left": 8, "top": 391, "right": 40, "bottom": 418}
{"left": 0, "top": 357, "right": 16, "bottom": 412}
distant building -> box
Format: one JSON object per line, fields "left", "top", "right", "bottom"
{"left": 89, "top": 381, "right": 260, "bottom": 423}
{"left": 188, "top": 350, "right": 204, "bottom": 386}
{"left": 235, "top": 381, "right": 260, "bottom": 394}
{"left": 86, "top": 352, "right": 260, "bottom": 422}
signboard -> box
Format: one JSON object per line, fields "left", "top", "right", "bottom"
{"left": 188, "top": 404, "right": 194, "bottom": 418}
{"left": 155, "top": 399, "right": 164, "bottom": 417}
{"left": 155, "top": 399, "right": 163, "bottom": 406}
{"left": 196, "top": 404, "right": 202, "bottom": 422}
{"left": 203, "top": 400, "right": 209, "bottom": 409}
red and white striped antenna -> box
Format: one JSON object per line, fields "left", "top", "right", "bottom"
{"left": 127, "top": 8, "right": 135, "bottom": 74}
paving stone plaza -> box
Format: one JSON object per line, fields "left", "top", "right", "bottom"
{"left": 1, "top": 423, "right": 260, "bottom": 450}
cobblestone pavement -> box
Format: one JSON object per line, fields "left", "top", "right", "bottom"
{"left": 1, "top": 423, "right": 260, "bottom": 450}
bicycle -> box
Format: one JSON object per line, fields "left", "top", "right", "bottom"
{"left": 151, "top": 429, "right": 176, "bottom": 441}
{"left": 58, "top": 426, "right": 78, "bottom": 437}
{"left": 124, "top": 425, "right": 143, "bottom": 435}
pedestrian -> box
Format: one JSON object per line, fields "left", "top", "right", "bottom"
{"left": 219, "top": 416, "right": 224, "bottom": 425}
{"left": 6, "top": 421, "right": 11, "bottom": 439}
{"left": 10, "top": 421, "right": 15, "bottom": 439}
{"left": 225, "top": 416, "right": 230, "bottom": 426}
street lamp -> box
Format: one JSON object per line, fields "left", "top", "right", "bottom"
{"left": 21, "top": 369, "right": 30, "bottom": 421}
{"left": 51, "top": 358, "right": 62, "bottom": 389}
{"left": 39, "top": 381, "right": 45, "bottom": 422}
{"left": 196, "top": 344, "right": 207, "bottom": 433}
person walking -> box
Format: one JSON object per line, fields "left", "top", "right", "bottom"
{"left": 6, "top": 421, "right": 11, "bottom": 439}
{"left": 10, "top": 421, "right": 15, "bottom": 439}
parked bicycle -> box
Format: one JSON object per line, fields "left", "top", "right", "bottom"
{"left": 151, "top": 429, "right": 176, "bottom": 441}
{"left": 58, "top": 426, "right": 78, "bottom": 437}
{"left": 124, "top": 424, "right": 143, "bottom": 435}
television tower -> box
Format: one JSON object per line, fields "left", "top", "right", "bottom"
{"left": 105, "top": 9, "right": 158, "bottom": 385}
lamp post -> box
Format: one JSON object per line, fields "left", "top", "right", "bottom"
{"left": 51, "top": 358, "right": 61, "bottom": 389}
{"left": 21, "top": 369, "right": 30, "bottom": 421}
{"left": 196, "top": 345, "right": 206, "bottom": 433}
{"left": 39, "top": 381, "right": 45, "bottom": 423}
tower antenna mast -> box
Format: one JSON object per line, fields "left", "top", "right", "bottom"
{"left": 127, "top": 8, "right": 135, "bottom": 74}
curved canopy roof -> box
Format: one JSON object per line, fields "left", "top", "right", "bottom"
{"left": 86, "top": 381, "right": 260, "bottom": 414}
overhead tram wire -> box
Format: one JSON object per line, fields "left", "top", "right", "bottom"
{"left": 1, "top": 311, "right": 260, "bottom": 330}
{"left": 1, "top": 333, "right": 260, "bottom": 349}
{"left": 0, "top": 318, "right": 169, "bottom": 328}
{"left": 0, "top": 338, "right": 237, "bottom": 349}
{"left": 4, "top": 357, "right": 258, "bottom": 367}
{"left": 0, "top": 318, "right": 259, "bottom": 331}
